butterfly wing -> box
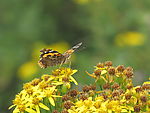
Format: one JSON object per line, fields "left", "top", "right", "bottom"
{"left": 38, "top": 42, "right": 82, "bottom": 68}
{"left": 38, "top": 49, "right": 65, "bottom": 68}
{"left": 63, "top": 42, "right": 82, "bottom": 57}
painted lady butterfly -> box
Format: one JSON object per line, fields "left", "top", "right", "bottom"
{"left": 38, "top": 42, "right": 82, "bottom": 68}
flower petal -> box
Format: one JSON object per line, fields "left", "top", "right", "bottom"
{"left": 70, "top": 76, "right": 78, "bottom": 85}
{"left": 8, "top": 104, "right": 16, "bottom": 109}
{"left": 52, "top": 95, "right": 62, "bottom": 97}
{"left": 25, "top": 108, "right": 37, "bottom": 113}
{"left": 13, "top": 107, "right": 20, "bottom": 113}
{"left": 35, "top": 105, "right": 40, "bottom": 113}
{"left": 48, "top": 97, "right": 55, "bottom": 106}
{"left": 39, "top": 103, "right": 50, "bottom": 111}
{"left": 101, "top": 70, "right": 107, "bottom": 75}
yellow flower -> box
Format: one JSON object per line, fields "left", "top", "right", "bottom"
{"left": 106, "top": 100, "right": 119, "bottom": 112}
{"left": 42, "top": 86, "right": 61, "bottom": 106}
{"left": 143, "top": 81, "right": 150, "bottom": 85}
{"left": 84, "top": 97, "right": 93, "bottom": 107}
{"left": 68, "top": 97, "right": 95, "bottom": 113}
{"left": 9, "top": 92, "right": 38, "bottom": 113}
{"left": 31, "top": 97, "right": 50, "bottom": 113}
{"left": 94, "top": 96, "right": 104, "bottom": 108}
{"left": 10, "top": 72, "right": 62, "bottom": 113}
{"left": 75, "top": 0, "right": 90, "bottom": 4}
{"left": 18, "top": 61, "right": 38, "bottom": 80}
{"left": 74, "top": 0, "right": 101, "bottom": 4}
{"left": 115, "top": 32, "right": 145, "bottom": 47}
{"left": 52, "top": 68, "right": 78, "bottom": 86}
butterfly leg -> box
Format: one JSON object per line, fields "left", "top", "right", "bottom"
{"left": 59, "top": 61, "right": 64, "bottom": 68}
{"left": 68, "top": 60, "right": 72, "bottom": 68}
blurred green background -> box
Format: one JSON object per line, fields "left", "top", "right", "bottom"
{"left": 1, "top": 0, "right": 150, "bottom": 112}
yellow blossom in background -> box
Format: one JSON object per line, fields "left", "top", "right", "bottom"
{"left": 31, "top": 41, "right": 70, "bottom": 61}
{"left": 75, "top": 0, "right": 89, "bottom": 4}
{"left": 18, "top": 61, "right": 38, "bottom": 80}
{"left": 74, "top": 0, "right": 101, "bottom": 4}
{"left": 115, "top": 32, "right": 146, "bottom": 47}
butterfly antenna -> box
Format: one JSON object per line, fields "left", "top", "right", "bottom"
{"left": 72, "top": 42, "right": 82, "bottom": 51}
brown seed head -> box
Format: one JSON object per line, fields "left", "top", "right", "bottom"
{"left": 118, "top": 89, "right": 124, "bottom": 95}
{"left": 31, "top": 78, "right": 41, "bottom": 86}
{"left": 116, "top": 65, "right": 125, "bottom": 72}
{"left": 126, "top": 84, "right": 133, "bottom": 89}
{"left": 108, "top": 67, "right": 115, "bottom": 75}
{"left": 94, "top": 69, "right": 101, "bottom": 76}
{"left": 125, "top": 94, "right": 132, "bottom": 100}
{"left": 64, "top": 101, "right": 73, "bottom": 109}
{"left": 135, "top": 87, "right": 142, "bottom": 93}
{"left": 140, "top": 96, "right": 147, "bottom": 103}
{"left": 103, "top": 83, "right": 111, "bottom": 89}
{"left": 68, "top": 90, "right": 78, "bottom": 97}
{"left": 89, "top": 85, "right": 96, "bottom": 91}
{"left": 125, "top": 71, "right": 134, "bottom": 78}
{"left": 52, "top": 110, "right": 60, "bottom": 113}
{"left": 112, "top": 91, "right": 120, "bottom": 97}
{"left": 125, "top": 67, "right": 133, "bottom": 71}
{"left": 82, "top": 85, "right": 90, "bottom": 92}
{"left": 62, "top": 95, "right": 71, "bottom": 102}
{"left": 96, "top": 63, "right": 104, "bottom": 68}
{"left": 80, "top": 95, "right": 88, "bottom": 101}
{"left": 142, "top": 84, "right": 150, "bottom": 90}
{"left": 112, "top": 83, "right": 120, "bottom": 89}
{"left": 102, "top": 94, "right": 108, "bottom": 100}
{"left": 105, "top": 61, "right": 113, "bottom": 67}
{"left": 134, "top": 105, "right": 141, "bottom": 112}
{"left": 61, "top": 109, "right": 69, "bottom": 113}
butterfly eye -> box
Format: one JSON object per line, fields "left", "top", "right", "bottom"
{"left": 40, "top": 48, "right": 46, "bottom": 53}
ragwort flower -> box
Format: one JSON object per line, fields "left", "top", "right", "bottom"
{"left": 9, "top": 67, "right": 78, "bottom": 113}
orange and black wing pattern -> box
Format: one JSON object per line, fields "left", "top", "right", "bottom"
{"left": 38, "top": 42, "right": 82, "bottom": 68}
{"left": 38, "top": 48, "right": 64, "bottom": 68}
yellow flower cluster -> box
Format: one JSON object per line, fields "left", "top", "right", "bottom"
{"left": 115, "top": 32, "right": 145, "bottom": 47}
{"left": 9, "top": 68, "right": 78, "bottom": 113}
{"left": 61, "top": 61, "right": 150, "bottom": 113}
{"left": 9, "top": 61, "right": 150, "bottom": 113}
{"left": 68, "top": 97, "right": 125, "bottom": 113}
{"left": 66, "top": 82, "right": 150, "bottom": 113}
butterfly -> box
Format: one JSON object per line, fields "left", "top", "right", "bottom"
{"left": 38, "top": 42, "right": 82, "bottom": 68}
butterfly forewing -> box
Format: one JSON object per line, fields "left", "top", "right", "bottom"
{"left": 38, "top": 42, "right": 82, "bottom": 68}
